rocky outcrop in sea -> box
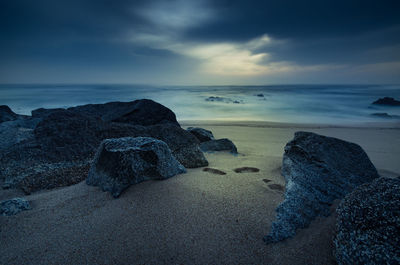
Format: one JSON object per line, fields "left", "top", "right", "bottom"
{"left": 372, "top": 97, "right": 400, "bottom": 106}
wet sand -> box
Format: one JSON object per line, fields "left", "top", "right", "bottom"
{"left": 1, "top": 121, "right": 399, "bottom": 264}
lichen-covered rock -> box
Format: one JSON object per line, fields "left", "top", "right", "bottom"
{"left": 0, "top": 198, "right": 31, "bottom": 216}
{"left": 187, "top": 127, "right": 214, "bottom": 142}
{"left": 334, "top": 177, "right": 400, "bottom": 265}
{"left": 200, "top": 138, "right": 238, "bottom": 154}
{"left": 86, "top": 137, "right": 186, "bottom": 198}
{"left": 264, "top": 131, "right": 380, "bottom": 244}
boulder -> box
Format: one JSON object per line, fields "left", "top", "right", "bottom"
{"left": 86, "top": 137, "right": 186, "bottom": 198}
{"left": 372, "top": 97, "right": 400, "bottom": 106}
{"left": 200, "top": 138, "right": 238, "bottom": 154}
{"left": 147, "top": 124, "right": 208, "bottom": 168}
{"left": 264, "top": 131, "right": 380, "bottom": 244}
{"left": 0, "top": 118, "right": 40, "bottom": 151}
{"left": 31, "top": 107, "right": 65, "bottom": 118}
{"left": 34, "top": 109, "right": 104, "bottom": 161}
{"left": 68, "top": 99, "right": 180, "bottom": 126}
{"left": 0, "top": 105, "right": 19, "bottom": 123}
{"left": 334, "top": 177, "right": 400, "bottom": 265}
{"left": 0, "top": 198, "right": 31, "bottom": 216}
{"left": 187, "top": 127, "right": 214, "bottom": 142}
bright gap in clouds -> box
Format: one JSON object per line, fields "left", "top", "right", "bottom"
{"left": 130, "top": 0, "right": 300, "bottom": 77}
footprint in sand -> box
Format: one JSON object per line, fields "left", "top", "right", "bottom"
{"left": 234, "top": 167, "right": 260, "bottom": 173}
{"left": 203, "top": 167, "right": 227, "bottom": 175}
{"left": 268, "top": 184, "right": 285, "bottom": 192}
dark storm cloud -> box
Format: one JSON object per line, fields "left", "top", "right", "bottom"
{"left": 0, "top": 0, "right": 399, "bottom": 83}
{"left": 186, "top": 0, "right": 400, "bottom": 41}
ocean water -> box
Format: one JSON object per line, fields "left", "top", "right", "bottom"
{"left": 1, "top": 84, "right": 400, "bottom": 124}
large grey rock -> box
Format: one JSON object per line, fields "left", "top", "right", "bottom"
{"left": 187, "top": 127, "right": 214, "bottom": 142}
{"left": 68, "top": 99, "right": 180, "bottom": 126}
{"left": 87, "top": 137, "right": 186, "bottom": 198}
{"left": 264, "top": 131, "right": 380, "bottom": 244}
{"left": 148, "top": 124, "right": 208, "bottom": 168}
{"left": 200, "top": 138, "right": 238, "bottom": 154}
{"left": 0, "top": 198, "right": 31, "bottom": 216}
{"left": 334, "top": 177, "right": 400, "bottom": 265}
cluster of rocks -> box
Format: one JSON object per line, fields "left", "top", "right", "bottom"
{"left": 370, "top": 96, "right": 400, "bottom": 119}
{"left": 0, "top": 99, "right": 237, "bottom": 198}
{"left": 205, "top": 96, "right": 243, "bottom": 104}
{"left": 265, "top": 131, "right": 399, "bottom": 264}
{"left": 187, "top": 127, "right": 238, "bottom": 154}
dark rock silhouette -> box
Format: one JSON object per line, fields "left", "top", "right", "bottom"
{"left": 0, "top": 105, "right": 19, "bottom": 123}
{"left": 334, "top": 177, "right": 400, "bottom": 265}
{"left": 371, "top": 112, "right": 400, "bottom": 119}
{"left": 32, "top": 99, "right": 180, "bottom": 126}
{"left": 187, "top": 127, "right": 214, "bottom": 142}
{"left": 87, "top": 137, "right": 186, "bottom": 198}
{"left": 372, "top": 97, "right": 400, "bottom": 106}
{"left": 0, "top": 198, "right": 31, "bottom": 216}
{"left": 200, "top": 138, "right": 238, "bottom": 154}
{"left": 264, "top": 131, "right": 380, "bottom": 244}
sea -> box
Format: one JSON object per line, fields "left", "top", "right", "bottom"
{"left": 1, "top": 84, "right": 400, "bottom": 125}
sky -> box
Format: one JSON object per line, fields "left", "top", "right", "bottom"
{"left": 0, "top": 0, "right": 399, "bottom": 85}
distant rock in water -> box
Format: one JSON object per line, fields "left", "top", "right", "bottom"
{"left": 370, "top": 112, "right": 400, "bottom": 119}
{"left": 200, "top": 138, "right": 238, "bottom": 154}
{"left": 0, "top": 198, "right": 31, "bottom": 216}
{"left": 334, "top": 177, "right": 400, "bottom": 265}
{"left": 86, "top": 137, "right": 186, "bottom": 198}
{"left": 256, "top": 93, "right": 264, "bottom": 97}
{"left": 0, "top": 105, "right": 19, "bottom": 123}
{"left": 372, "top": 97, "right": 400, "bottom": 106}
{"left": 264, "top": 131, "right": 380, "bottom": 244}
{"left": 205, "top": 96, "right": 243, "bottom": 104}
{"left": 187, "top": 127, "right": 214, "bottom": 142}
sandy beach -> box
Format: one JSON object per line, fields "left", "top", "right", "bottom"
{"left": 1, "top": 121, "right": 399, "bottom": 265}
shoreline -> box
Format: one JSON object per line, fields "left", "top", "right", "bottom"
{"left": 180, "top": 119, "right": 400, "bottom": 129}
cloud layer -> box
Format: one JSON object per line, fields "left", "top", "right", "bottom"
{"left": 0, "top": 0, "right": 399, "bottom": 84}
